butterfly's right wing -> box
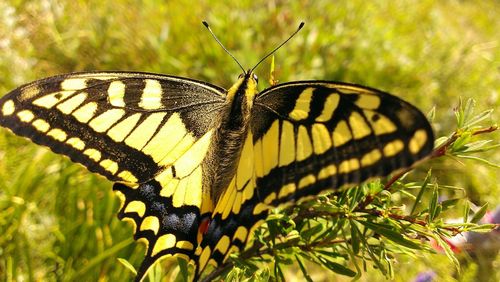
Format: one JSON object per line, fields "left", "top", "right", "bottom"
{"left": 250, "top": 81, "right": 434, "bottom": 205}
{"left": 194, "top": 81, "right": 435, "bottom": 277}
{"left": 0, "top": 71, "right": 226, "bottom": 280}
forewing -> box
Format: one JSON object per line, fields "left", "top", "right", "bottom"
{"left": 0, "top": 71, "right": 225, "bottom": 183}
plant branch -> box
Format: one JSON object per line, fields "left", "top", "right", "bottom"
{"left": 356, "top": 125, "right": 498, "bottom": 210}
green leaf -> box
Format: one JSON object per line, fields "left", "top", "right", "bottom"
{"left": 455, "top": 97, "right": 464, "bottom": 128}
{"left": 301, "top": 222, "right": 324, "bottom": 240}
{"left": 295, "top": 254, "right": 313, "bottom": 282}
{"left": 467, "top": 224, "right": 496, "bottom": 233}
{"left": 350, "top": 220, "right": 360, "bottom": 255}
{"left": 274, "top": 256, "right": 285, "bottom": 281}
{"left": 411, "top": 169, "right": 431, "bottom": 215}
{"left": 433, "top": 234, "right": 460, "bottom": 272}
{"left": 440, "top": 198, "right": 460, "bottom": 211}
{"left": 462, "top": 98, "right": 475, "bottom": 128}
{"left": 176, "top": 258, "right": 189, "bottom": 282}
{"left": 427, "top": 106, "right": 436, "bottom": 122}
{"left": 470, "top": 203, "right": 488, "bottom": 223}
{"left": 117, "top": 258, "right": 137, "bottom": 275}
{"left": 381, "top": 249, "right": 394, "bottom": 279}
{"left": 461, "top": 139, "right": 493, "bottom": 152}
{"left": 225, "top": 267, "right": 242, "bottom": 282}
{"left": 359, "top": 221, "right": 422, "bottom": 250}
{"left": 428, "top": 184, "right": 439, "bottom": 222}
{"left": 455, "top": 154, "right": 500, "bottom": 168}
{"left": 319, "top": 258, "right": 356, "bottom": 277}
{"left": 465, "top": 109, "right": 493, "bottom": 128}
{"left": 148, "top": 262, "right": 163, "bottom": 282}
{"left": 452, "top": 132, "right": 472, "bottom": 152}
{"left": 463, "top": 201, "right": 470, "bottom": 223}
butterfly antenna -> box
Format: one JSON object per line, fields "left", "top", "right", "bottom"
{"left": 251, "top": 22, "right": 305, "bottom": 73}
{"left": 203, "top": 21, "right": 245, "bottom": 73}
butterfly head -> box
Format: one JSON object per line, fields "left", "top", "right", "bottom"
{"left": 238, "top": 71, "right": 258, "bottom": 84}
{"left": 235, "top": 70, "right": 259, "bottom": 101}
{"left": 228, "top": 71, "right": 258, "bottom": 104}
{"left": 222, "top": 71, "right": 259, "bottom": 129}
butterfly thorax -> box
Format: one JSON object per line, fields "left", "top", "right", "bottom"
{"left": 203, "top": 72, "right": 258, "bottom": 203}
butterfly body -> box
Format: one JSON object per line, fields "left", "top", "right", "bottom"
{"left": 0, "top": 69, "right": 434, "bottom": 281}
{"left": 205, "top": 71, "right": 258, "bottom": 202}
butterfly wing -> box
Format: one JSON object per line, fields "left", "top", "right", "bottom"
{"left": 251, "top": 81, "right": 434, "bottom": 204}
{"left": 252, "top": 81, "right": 434, "bottom": 205}
{"left": 196, "top": 81, "right": 434, "bottom": 277}
{"left": 0, "top": 72, "right": 225, "bottom": 183}
{"left": 0, "top": 71, "right": 226, "bottom": 280}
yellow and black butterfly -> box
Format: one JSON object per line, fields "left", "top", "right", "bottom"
{"left": 0, "top": 22, "right": 434, "bottom": 281}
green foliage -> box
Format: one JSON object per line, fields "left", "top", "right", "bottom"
{"left": 0, "top": 1, "right": 498, "bottom": 281}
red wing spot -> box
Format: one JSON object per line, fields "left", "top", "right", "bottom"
{"left": 199, "top": 217, "right": 210, "bottom": 235}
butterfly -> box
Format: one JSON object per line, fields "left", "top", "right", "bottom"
{"left": 0, "top": 22, "right": 434, "bottom": 281}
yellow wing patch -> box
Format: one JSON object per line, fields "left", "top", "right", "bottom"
{"left": 57, "top": 93, "right": 87, "bottom": 114}
{"left": 17, "top": 110, "right": 35, "bottom": 122}
{"left": 88, "top": 109, "right": 126, "bottom": 133}
{"left": 140, "top": 79, "right": 163, "bottom": 110}
{"left": 108, "top": 81, "right": 126, "bottom": 107}
{"left": 289, "top": 87, "right": 314, "bottom": 120}
{"left": 409, "top": 129, "right": 428, "bottom": 154}
{"left": 32, "top": 119, "right": 50, "bottom": 133}
{"left": 279, "top": 121, "right": 295, "bottom": 166}
{"left": 107, "top": 113, "right": 142, "bottom": 142}
{"left": 311, "top": 123, "right": 332, "bottom": 154}
{"left": 124, "top": 113, "right": 166, "bottom": 149}
{"left": 296, "top": 125, "right": 313, "bottom": 161}
{"left": 213, "top": 131, "right": 256, "bottom": 220}
{"left": 66, "top": 138, "right": 86, "bottom": 150}
{"left": 316, "top": 94, "right": 339, "bottom": 122}
{"left": 332, "top": 121, "right": 352, "bottom": 147}
{"left": 72, "top": 102, "right": 97, "bottom": 123}
{"left": 47, "top": 128, "right": 68, "bottom": 142}
{"left": 2, "top": 100, "right": 15, "bottom": 116}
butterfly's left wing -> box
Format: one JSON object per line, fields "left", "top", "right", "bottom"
{"left": 195, "top": 81, "right": 434, "bottom": 277}
{"left": 0, "top": 72, "right": 226, "bottom": 281}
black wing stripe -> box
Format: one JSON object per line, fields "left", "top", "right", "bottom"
{"left": 1, "top": 103, "right": 160, "bottom": 182}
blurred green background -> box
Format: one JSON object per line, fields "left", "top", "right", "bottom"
{"left": 0, "top": 0, "right": 498, "bottom": 281}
